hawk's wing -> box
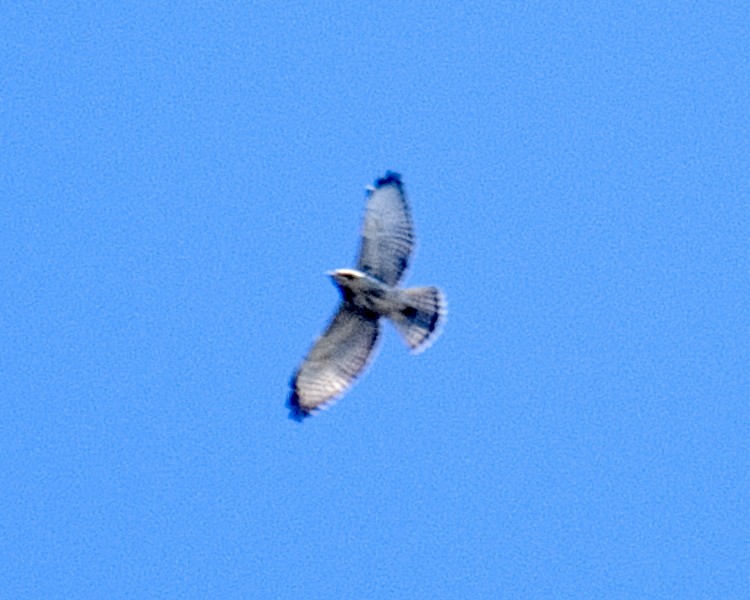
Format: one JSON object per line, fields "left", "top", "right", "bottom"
{"left": 356, "top": 172, "right": 414, "bottom": 286}
{"left": 288, "top": 303, "right": 380, "bottom": 419}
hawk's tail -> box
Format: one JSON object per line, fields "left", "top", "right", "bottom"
{"left": 390, "top": 286, "right": 447, "bottom": 353}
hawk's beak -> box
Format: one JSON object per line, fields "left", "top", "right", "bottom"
{"left": 324, "top": 270, "right": 335, "bottom": 278}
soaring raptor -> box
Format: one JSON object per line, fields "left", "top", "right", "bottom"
{"left": 287, "top": 172, "right": 446, "bottom": 420}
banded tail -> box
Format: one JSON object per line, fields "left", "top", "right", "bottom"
{"left": 389, "top": 286, "right": 446, "bottom": 353}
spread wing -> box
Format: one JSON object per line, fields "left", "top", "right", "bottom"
{"left": 356, "top": 172, "right": 414, "bottom": 286}
{"left": 288, "top": 303, "right": 380, "bottom": 419}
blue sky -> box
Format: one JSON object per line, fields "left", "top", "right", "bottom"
{"left": 1, "top": 3, "right": 748, "bottom": 598}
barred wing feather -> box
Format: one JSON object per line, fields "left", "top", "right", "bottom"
{"left": 356, "top": 172, "right": 414, "bottom": 286}
{"left": 288, "top": 303, "right": 380, "bottom": 419}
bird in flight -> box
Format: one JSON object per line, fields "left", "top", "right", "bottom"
{"left": 287, "top": 171, "right": 446, "bottom": 420}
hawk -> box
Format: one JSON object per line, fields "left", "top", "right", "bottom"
{"left": 287, "top": 171, "right": 446, "bottom": 420}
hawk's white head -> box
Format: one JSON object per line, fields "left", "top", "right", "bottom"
{"left": 328, "top": 268, "right": 365, "bottom": 288}
{"left": 329, "top": 268, "right": 363, "bottom": 279}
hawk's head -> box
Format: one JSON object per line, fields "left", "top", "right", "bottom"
{"left": 328, "top": 268, "right": 364, "bottom": 288}
{"left": 327, "top": 269, "right": 370, "bottom": 300}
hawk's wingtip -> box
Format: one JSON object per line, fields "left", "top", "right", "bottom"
{"left": 375, "top": 171, "right": 402, "bottom": 188}
{"left": 286, "top": 391, "right": 312, "bottom": 422}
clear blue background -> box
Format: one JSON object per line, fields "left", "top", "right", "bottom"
{"left": 1, "top": 3, "right": 748, "bottom": 598}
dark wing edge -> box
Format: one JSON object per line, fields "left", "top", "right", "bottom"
{"left": 287, "top": 303, "right": 380, "bottom": 421}
{"left": 286, "top": 388, "right": 311, "bottom": 422}
{"left": 376, "top": 170, "right": 403, "bottom": 187}
{"left": 356, "top": 171, "right": 415, "bottom": 286}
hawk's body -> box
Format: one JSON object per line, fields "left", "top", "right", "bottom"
{"left": 288, "top": 172, "right": 446, "bottom": 419}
